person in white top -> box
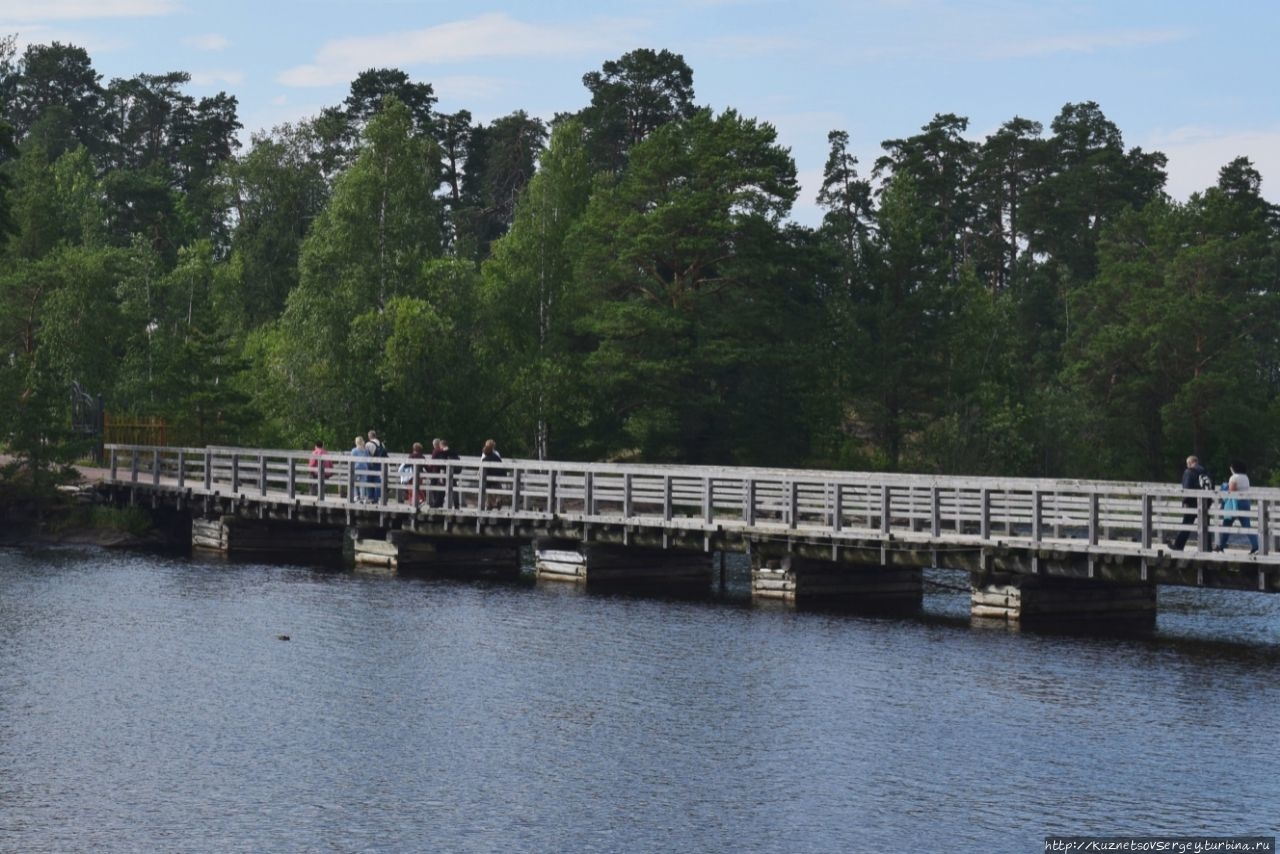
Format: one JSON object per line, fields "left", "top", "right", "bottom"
{"left": 1215, "top": 460, "right": 1259, "bottom": 554}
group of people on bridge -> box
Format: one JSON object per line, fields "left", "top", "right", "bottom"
{"left": 307, "top": 431, "right": 504, "bottom": 509}
{"left": 1171, "top": 455, "right": 1259, "bottom": 554}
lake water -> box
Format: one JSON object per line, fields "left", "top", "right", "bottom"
{"left": 1, "top": 546, "right": 1277, "bottom": 852}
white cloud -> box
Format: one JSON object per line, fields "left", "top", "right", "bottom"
{"left": 1147, "top": 126, "right": 1280, "bottom": 203}
{"left": 277, "top": 12, "right": 647, "bottom": 87}
{"left": 0, "top": 0, "right": 178, "bottom": 22}
{"left": 432, "top": 76, "right": 512, "bottom": 102}
{"left": 8, "top": 24, "right": 127, "bottom": 55}
{"left": 184, "top": 33, "right": 230, "bottom": 52}
{"left": 700, "top": 33, "right": 802, "bottom": 58}
{"left": 983, "top": 27, "right": 1188, "bottom": 60}
{"left": 190, "top": 69, "right": 245, "bottom": 87}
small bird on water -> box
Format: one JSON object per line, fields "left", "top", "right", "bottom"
{"left": 276, "top": 634, "right": 290, "bottom": 641}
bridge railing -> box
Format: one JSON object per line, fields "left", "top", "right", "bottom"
{"left": 104, "top": 444, "right": 1276, "bottom": 558}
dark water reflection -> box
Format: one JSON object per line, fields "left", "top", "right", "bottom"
{"left": 1, "top": 547, "right": 1277, "bottom": 853}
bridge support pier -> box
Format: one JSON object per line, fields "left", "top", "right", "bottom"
{"left": 353, "top": 529, "right": 522, "bottom": 579}
{"left": 751, "top": 554, "right": 923, "bottom": 610}
{"left": 971, "top": 573, "right": 1157, "bottom": 626}
{"left": 192, "top": 515, "right": 344, "bottom": 557}
{"left": 535, "top": 540, "right": 712, "bottom": 586}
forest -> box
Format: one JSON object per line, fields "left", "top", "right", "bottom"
{"left": 1, "top": 39, "right": 1278, "bottom": 497}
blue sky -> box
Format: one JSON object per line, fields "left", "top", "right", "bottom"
{"left": 4, "top": 0, "right": 1278, "bottom": 225}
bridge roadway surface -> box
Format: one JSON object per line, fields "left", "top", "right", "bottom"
{"left": 103, "top": 444, "right": 1280, "bottom": 593}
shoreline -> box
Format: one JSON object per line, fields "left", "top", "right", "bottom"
{"left": 0, "top": 460, "right": 169, "bottom": 549}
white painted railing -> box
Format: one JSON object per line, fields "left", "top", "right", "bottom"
{"left": 104, "top": 444, "right": 1277, "bottom": 561}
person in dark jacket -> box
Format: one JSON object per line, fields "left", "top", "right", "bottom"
{"left": 427, "top": 438, "right": 445, "bottom": 508}
{"left": 440, "top": 438, "right": 461, "bottom": 508}
{"left": 1171, "top": 455, "right": 1213, "bottom": 551}
{"left": 481, "top": 439, "right": 504, "bottom": 510}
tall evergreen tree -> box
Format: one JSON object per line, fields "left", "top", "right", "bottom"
{"left": 578, "top": 48, "right": 697, "bottom": 175}
{"left": 3, "top": 42, "right": 106, "bottom": 157}
{"left": 453, "top": 110, "right": 547, "bottom": 260}
{"left": 572, "top": 107, "right": 802, "bottom": 462}
{"left": 875, "top": 113, "right": 977, "bottom": 284}
{"left": 1065, "top": 172, "right": 1279, "bottom": 479}
{"left": 224, "top": 123, "right": 329, "bottom": 332}
{"left": 970, "top": 117, "right": 1047, "bottom": 293}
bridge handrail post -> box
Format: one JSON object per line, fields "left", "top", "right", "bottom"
{"left": 880, "top": 485, "right": 891, "bottom": 535}
{"left": 833, "top": 483, "right": 844, "bottom": 533}
{"left": 1197, "top": 495, "right": 1211, "bottom": 548}
{"left": 203, "top": 448, "right": 211, "bottom": 491}
{"left": 704, "top": 477, "right": 714, "bottom": 525}
{"left": 287, "top": 455, "right": 296, "bottom": 500}
{"left": 445, "top": 463, "right": 456, "bottom": 509}
{"left": 665, "top": 475, "right": 674, "bottom": 523}
{"left": 582, "top": 471, "right": 592, "bottom": 516}
{"left": 1260, "top": 498, "right": 1271, "bottom": 556}
{"left": 744, "top": 479, "right": 755, "bottom": 527}
{"left": 128, "top": 448, "right": 139, "bottom": 484}
{"left": 259, "top": 453, "right": 267, "bottom": 496}
{"left": 1032, "top": 490, "right": 1043, "bottom": 543}
{"left": 231, "top": 455, "right": 240, "bottom": 494}
{"left": 548, "top": 469, "right": 558, "bottom": 514}
{"left": 1141, "top": 494, "right": 1153, "bottom": 549}
{"left": 1088, "top": 492, "right": 1100, "bottom": 545}
{"left": 787, "top": 481, "right": 798, "bottom": 530}
{"left": 109, "top": 446, "right": 119, "bottom": 482}
{"left": 623, "top": 473, "right": 632, "bottom": 519}
{"left": 931, "top": 486, "right": 941, "bottom": 538}
{"left": 151, "top": 448, "right": 160, "bottom": 486}
{"left": 512, "top": 466, "right": 523, "bottom": 512}
{"left": 380, "top": 461, "right": 389, "bottom": 507}
{"left": 177, "top": 451, "right": 185, "bottom": 489}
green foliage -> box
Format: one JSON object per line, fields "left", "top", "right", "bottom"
{"left": 453, "top": 110, "right": 547, "bottom": 260}
{"left": 262, "top": 97, "right": 450, "bottom": 446}
{"left": 223, "top": 123, "right": 328, "bottom": 332}
{"left": 478, "top": 119, "right": 594, "bottom": 458}
{"left": 8, "top": 143, "right": 103, "bottom": 258}
{"left": 88, "top": 504, "right": 152, "bottom": 535}
{"left": 2, "top": 40, "right": 1278, "bottom": 490}
{"left": 570, "top": 107, "right": 811, "bottom": 463}
{"left": 1066, "top": 179, "right": 1280, "bottom": 480}
{"left": 578, "top": 48, "right": 697, "bottom": 175}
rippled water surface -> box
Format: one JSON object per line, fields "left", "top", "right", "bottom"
{"left": 2, "top": 547, "right": 1277, "bottom": 853}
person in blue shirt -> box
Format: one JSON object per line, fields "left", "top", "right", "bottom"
{"left": 351, "top": 436, "right": 372, "bottom": 503}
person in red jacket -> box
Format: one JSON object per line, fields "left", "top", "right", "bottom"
{"left": 307, "top": 439, "right": 332, "bottom": 496}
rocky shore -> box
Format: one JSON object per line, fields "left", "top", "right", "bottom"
{"left": 0, "top": 465, "right": 175, "bottom": 550}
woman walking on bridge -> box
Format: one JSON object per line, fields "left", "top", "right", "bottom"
{"left": 1215, "top": 460, "right": 1259, "bottom": 554}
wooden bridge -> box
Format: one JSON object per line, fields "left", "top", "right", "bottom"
{"left": 103, "top": 444, "right": 1279, "bottom": 625}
